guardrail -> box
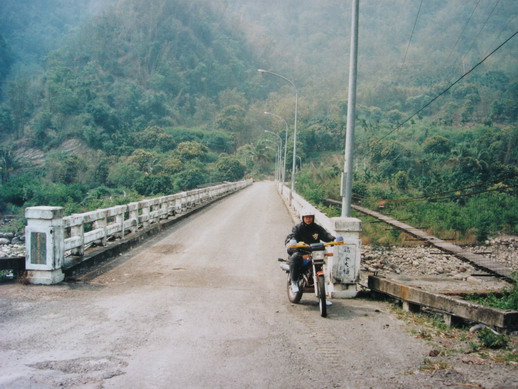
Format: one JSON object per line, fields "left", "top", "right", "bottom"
{"left": 24, "top": 180, "right": 253, "bottom": 284}
{"left": 62, "top": 183, "right": 249, "bottom": 256}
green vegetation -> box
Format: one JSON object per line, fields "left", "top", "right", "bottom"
{"left": 476, "top": 327, "right": 510, "bottom": 349}
{"left": 392, "top": 303, "right": 518, "bottom": 366}
{"left": 295, "top": 121, "right": 518, "bottom": 243}
{"left": 466, "top": 279, "right": 518, "bottom": 311}
{"left": 0, "top": 0, "right": 516, "bottom": 243}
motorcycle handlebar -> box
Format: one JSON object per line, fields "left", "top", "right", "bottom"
{"left": 288, "top": 241, "right": 344, "bottom": 250}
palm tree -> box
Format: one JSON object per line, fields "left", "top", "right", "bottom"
{"left": 0, "top": 146, "right": 20, "bottom": 183}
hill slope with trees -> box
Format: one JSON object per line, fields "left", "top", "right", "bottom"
{"left": 0, "top": 0, "right": 516, "bottom": 241}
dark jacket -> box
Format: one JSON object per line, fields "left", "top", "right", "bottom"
{"left": 285, "top": 221, "right": 335, "bottom": 246}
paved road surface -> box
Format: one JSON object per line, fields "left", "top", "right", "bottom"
{"left": 1, "top": 182, "right": 454, "bottom": 388}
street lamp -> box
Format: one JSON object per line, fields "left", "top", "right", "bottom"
{"left": 264, "top": 130, "right": 283, "bottom": 182}
{"left": 341, "top": 0, "right": 360, "bottom": 217}
{"left": 264, "top": 112, "right": 289, "bottom": 184}
{"left": 263, "top": 141, "right": 281, "bottom": 181}
{"left": 258, "top": 69, "right": 298, "bottom": 204}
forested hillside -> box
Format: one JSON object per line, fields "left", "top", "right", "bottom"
{"left": 0, "top": 0, "right": 516, "bottom": 241}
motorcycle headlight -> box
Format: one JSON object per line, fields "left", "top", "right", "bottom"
{"left": 312, "top": 251, "right": 325, "bottom": 260}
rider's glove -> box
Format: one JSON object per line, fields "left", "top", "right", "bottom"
{"left": 287, "top": 239, "right": 297, "bottom": 248}
{"left": 335, "top": 236, "right": 344, "bottom": 242}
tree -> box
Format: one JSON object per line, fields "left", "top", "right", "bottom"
{"left": 394, "top": 171, "right": 409, "bottom": 191}
{"left": 215, "top": 155, "right": 245, "bottom": 181}
{"left": 215, "top": 105, "right": 246, "bottom": 144}
{"left": 45, "top": 153, "right": 87, "bottom": 185}
{"left": 5, "top": 78, "right": 30, "bottom": 138}
{"left": 0, "top": 146, "right": 20, "bottom": 183}
{"left": 176, "top": 141, "right": 208, "bottom": 160}
{"left": 127, "top": 149, "right": 161, "bottom": 174}
{"left": 107, "top": 163, "right": 145, "bottom": 188}
{"left": 174, "top": 164, "right": 207, "bottom": 190}
{"left": 134, "top": 174, "right": 173, "bottom": 196}
{"left": 423, "top": 135, "right": 451, "bottom": 155}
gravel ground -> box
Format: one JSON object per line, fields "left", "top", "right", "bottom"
{"left": 360, "top": 235, "right": 518, "bottom": 291}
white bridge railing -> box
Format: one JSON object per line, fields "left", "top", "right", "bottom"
{"left": 62, "top": 181, "right": 251, "bottom": 256}
{"left": 24, "top": 180, "right": 253, "bottom": 284}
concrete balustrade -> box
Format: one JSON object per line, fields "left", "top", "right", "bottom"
{"left": 277, "top": 183, "right": 362, "bottom": 298}
{"left": 25, "top": 180, "right": 252, "bottom": 284}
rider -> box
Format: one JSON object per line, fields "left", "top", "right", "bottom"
{"left": 285, "top": 208, "right": 335, "bottom": 293}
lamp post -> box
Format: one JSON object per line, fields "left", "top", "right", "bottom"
{"left": 264, "top": 142, "right": 280, "bottom": 181}
{"left": 264, "top": 130, "right": 283, "bottom": 182}
{"left": 258, "top": 69, "right": 298, "bottom": 204}
{"left": 264, "top": 112, "right": 289, "bottom": 184}
{"left": 341, "top": 0, "right": 360, "bottom": 217}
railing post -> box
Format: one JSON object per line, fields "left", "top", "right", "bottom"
{"left": 142, "top": 202, "right": 150, "bottom": 227}
{"left": 128, "top": 203, "right": 138, "bottom": 234}
{"left": 25, "top": 206, "right": 65, "bottom": 285}
{"left": 93, "top": 215, "right": 107, "bottom": 246}
{"left": 71, "top": 223, "right": 84, "bottom": 256}
{"left": 328, "top": 217, "right": 362, "bottom": 298}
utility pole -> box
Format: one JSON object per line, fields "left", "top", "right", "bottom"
{"left": 341, "top": 0, "right": 360, "bottom": 217}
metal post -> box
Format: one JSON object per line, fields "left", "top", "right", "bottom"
{"left": 264, "top": 112, "right": 289, "bottom": 185}
{"left": 258, "top": 69, "right": 298, "bottom": 205}
{"left": 342, "top": 0, "right": 360, "bottom": 217}
{"left": 264, "top": 140, "right": 280, "bottom": 181}
{"left": 291, "top": 90, "right": 298, "bottom": 205}
{"left": 265, "top": 130, "right": 283, "bottom": 182}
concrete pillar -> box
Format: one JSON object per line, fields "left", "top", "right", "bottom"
{"left": 25, "top": 206, "right": 65, "bottom": 285}
{"left": 328, "top": 217, "right": 362, "bottom": 298}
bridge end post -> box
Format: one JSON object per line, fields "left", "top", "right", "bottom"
{"left": 328, "top": 217, "right": 362, "bottom": 298}
{"left": 25, "top": 206, "right": 65, "bottom": 285}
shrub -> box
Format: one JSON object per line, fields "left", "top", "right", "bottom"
{"left": 477, "top": 327, "right": 509, "bottom": 349}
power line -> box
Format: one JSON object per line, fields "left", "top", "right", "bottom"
{"left": 459, "top": 0, "right": 502, "bottom": 72}
{"left": 396, "top": 0, "right": 423, "bottom": 82}
{"left": 445, "top": 0, "right": 481, "bottom": 64}
{"left": 352, "top": 173, "right": 518, "bottom": 203}
{"left": 376, "top": 29, "right": 518, "bottom": 142}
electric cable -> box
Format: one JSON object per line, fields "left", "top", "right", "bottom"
{"left": 444, "top": 0, "right": 481, "bottom": 64}
{"left": 396, "top": 0, "right": 423, "bottom": 83}
{"left": 352, "top": 173, "right": 518, "bottom": 203}
{"left": 375, "top": 29, "right": 518, "bottom": 142}
{"left": 459, "top": 0, "right": 502, "bottom": 70}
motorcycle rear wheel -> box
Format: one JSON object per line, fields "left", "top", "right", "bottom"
{"left": 318, "top": 275, "right": 327, "bottom": 317}
{"left": 287, "top": 276, "right": 303, "bottom": 303}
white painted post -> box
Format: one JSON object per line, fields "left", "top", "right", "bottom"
{"left": 71, "top": 223, "right": 84, "bottom": 256}
{"left": 25, "top": 206, "right": 65, "bottom": 285}
{"left": 328, "top": 217, "right": 362, "bottom": 298}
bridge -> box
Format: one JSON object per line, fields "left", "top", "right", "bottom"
{"left": 1, "top": 181, "right": 516, "bottom": 388}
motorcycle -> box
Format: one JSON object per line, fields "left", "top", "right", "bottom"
{"left": 279, "top": 241, "right": 343, "bottom": 317}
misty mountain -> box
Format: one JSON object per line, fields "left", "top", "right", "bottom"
{"left": 0, "top": 34, "right": 13, "bottom": 95}
{"left": 0, "top": 0, "right": 117, "bottom": 71}
{"left": 0, "top": 0, "right": 516, "bottom": 222}
{"left": 0, "top": 0, "right": 266, "bottom": 149}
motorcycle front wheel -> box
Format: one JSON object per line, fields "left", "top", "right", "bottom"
{"left": 317, "top": 275, "right": 327, "bottom": 317}
{"left": 287, "top": 275, "right": 303, "bottom": 303}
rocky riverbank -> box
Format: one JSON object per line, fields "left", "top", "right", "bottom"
{"left": 361, "top": 235, "right": 518, "bottom": 277}
{"left": 0, "top": 232, "right": 25, "bottom": 258}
